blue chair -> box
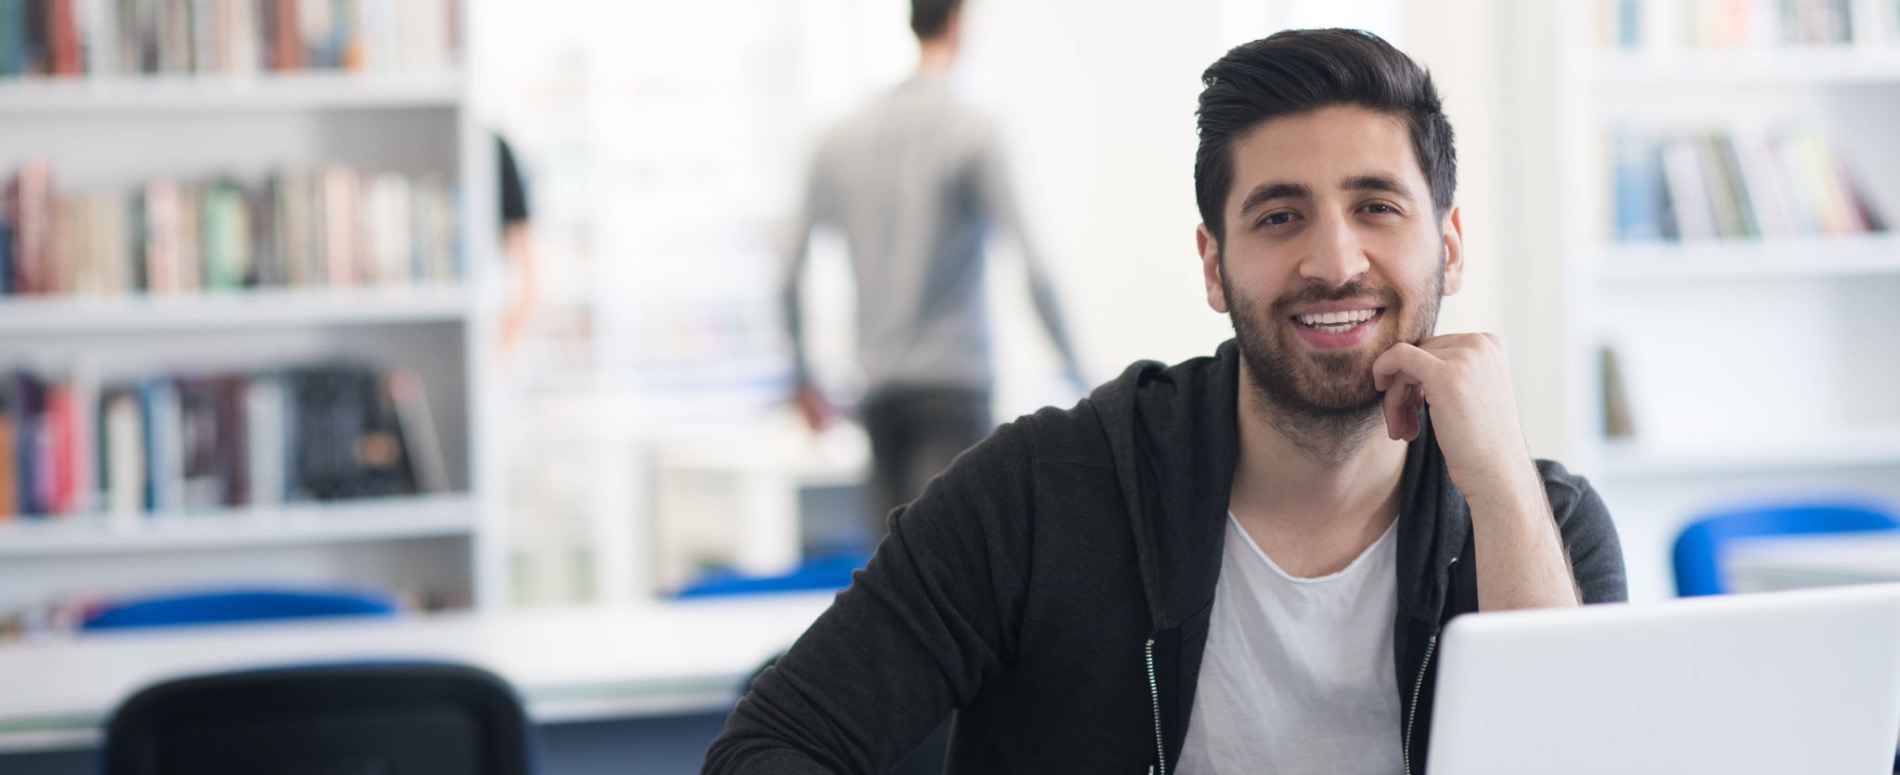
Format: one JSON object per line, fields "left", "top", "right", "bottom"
{"left": 673, "top": 552, "right": 871, "bottom": 599}
{"left": 1672, "top": 501, "right": 1900, "bottom": 597}
{"left": 104, "top": 661, "right": 532, "bottom": 775}
{"left": 81, "top": 586, "right": 400, "bottom": 632}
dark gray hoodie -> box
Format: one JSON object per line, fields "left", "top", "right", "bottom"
{"left": 704, "top": 340, "right": 1627, "bottom": 774}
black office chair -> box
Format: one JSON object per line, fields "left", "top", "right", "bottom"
{"left": 103, "top": 662, "right": 534, "bottom": 775}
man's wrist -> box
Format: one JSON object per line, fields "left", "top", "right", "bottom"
{"left": 1455, "top": 454, "right": 1548, "bottom": 525}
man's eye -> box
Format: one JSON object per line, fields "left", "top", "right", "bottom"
{"left": 1260, "top": 212, "right": 1294, "bottom": 227}
{"left": 1365, "top": 203, "right": 1396, "bottom": 215}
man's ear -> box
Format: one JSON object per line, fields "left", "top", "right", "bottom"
{"left": 1198, "top": 223, "right": 1227, "bottom": 313}
{"left": 1440, "top": 205, "right": 1465, "bottom": 297}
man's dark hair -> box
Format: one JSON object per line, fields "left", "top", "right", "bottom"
{"left": 1194, "top": 28, "right": 1456, "bottom": 240}
{"left": 911, "top": 0, "right": 962, "bottom": 40}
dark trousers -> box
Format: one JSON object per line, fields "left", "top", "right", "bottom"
{"left": 858, "top": 385, "right": 987, "bottom": 775}
{"left": 860, "top": 385, "right": 991, "bottom": 540}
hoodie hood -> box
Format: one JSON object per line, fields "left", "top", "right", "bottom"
{"left": 1090, "top": 341, "right": 1237, "bottom": 633}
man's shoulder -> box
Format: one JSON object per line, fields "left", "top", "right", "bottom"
{"left": 956, "top": 345, "right": 1236, "bottom": 482}
{"left": 1531, "top": 458, "right": 1627, "bottom": 601}
{"left": 972, "top": 397, "right": 1116, "bottom": 473}
{"left": 1532, "top": 458, "right": 1613, "bottom": 528}
{"left": 1532, "top": 458, "right": 1589, "bottom": 500}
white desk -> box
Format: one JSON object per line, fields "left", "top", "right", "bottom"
{"left": 1726, "top": 534, "right": 1900, "bottom": 592}
{"left": 0, "top": 592, "right": 835, "bottom": 753}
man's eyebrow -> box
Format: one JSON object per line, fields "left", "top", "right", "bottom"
{"left": 1237, "top": 182, "right": 1309, "bottom": 215}
{"left": 1343, "top": 174, "right": 1415, "bottom": 200}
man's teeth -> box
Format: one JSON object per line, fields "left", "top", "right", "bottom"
{"left": 1296, "top": 309, "right": 1378, "bottom": 330}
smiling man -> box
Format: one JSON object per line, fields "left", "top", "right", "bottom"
{"left": 704, "top": 29, "right": 1625, "bottom": 775}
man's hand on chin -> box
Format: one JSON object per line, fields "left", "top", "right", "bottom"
{"left": 1370, "top": 332, "right": 1533, "bottom": 495}
{"left": 1371, "top": 332, "right": 1581, "bottom": 610}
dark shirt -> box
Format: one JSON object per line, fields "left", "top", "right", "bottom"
{"left": 497, "top": 135, "right": 528, "bottom": 228}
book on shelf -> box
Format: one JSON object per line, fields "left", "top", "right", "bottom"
{"left": 1611, "top": 125, "right": 1886, "bottom": 243}
{"left": 137, "top": 375, "right": 179, "bottom": 512}
{"left": 2, "top": 361, "right": 448, "bottom": 521}
{"left": 1599, "top": 345, "right": 1637, "bottom": 440}
{"left": 1611, "top": 127, "right": 1670, "bottom": 241}
{"left": 0, "top": 0, "right": 459, "bottom": 79}
{"left": 0, "top": 211, "right": 12, "bottom": 295}
{"left": 99, "top": 385, "right": 140, "bottom": 516}
{"left": 4, "top": 158, "right": 52, "bottom": 296}
{"left": 0, "top": 390, "right": 15, "bottom": 519}
{"left": 1, "top": 158, "right": 461, "bottom": 298}
{"left": 385, "top": 367, "right": 445, "bottom": 494}
{"left": 243, "top": 372, "right": 284, "bottom": 505}
{"left": 1597, "top": 0, "right": 1876, "bottom": 50}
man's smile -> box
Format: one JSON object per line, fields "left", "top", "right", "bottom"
{"left": 1289, "top": 305, "right": 1386, "bottom": 348}
{"left": 1293, "top": 307, "right": 1382, "bottom": 333}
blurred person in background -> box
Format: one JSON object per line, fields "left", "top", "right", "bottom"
{"left": 782, "top": 0, "right": 1085, "bottom": 543}
{"left": 496, "top": 135, "right": 538, "bottom": 366}
{"left": 711, "top": 29, "right": 1624, "bottom": 774}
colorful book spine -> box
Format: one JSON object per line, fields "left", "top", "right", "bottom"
{"left": 201, "top": 178, "right": 249, "bottom": 290}
{"left": 3, "top": 161, "right": 460, "bottom": 298}
{"left": 0, "top": 0, "right": 455, "bottom": 78}
{"left": 101, "top": 387, "right": 143, "bottom": 519}
{"left": 0, "top": 0, "right": 26, "bottom": 76}
{"left": 0, "top": 363, "right": 444, "bottom": 518}
{"left": 141, "top": 377, "right": 181, "bottom": 514}
{"left": 243, "top": 373, "right": 284, "bottom": 506}
{"left": 10, "top": 161, "right": 53, "bottom": 296}
{"left": 1611, "top": 129, "right": 1667, "bottom": 242}
{"left": 0, "top": 392, "right": 15, "bottom": 519}
{"left": 44, "top": 383, "right": 75, "bottom": 514}
{"left": 10, "top": 372, "right": 44, "bottom": 516}
{"left": 1611, "top": 125, "right": 1886, "bottom": 243}
{"left": 1599, "top": 0, "right": 1866, "bottom": 49}
{"left": 0, "top": 216, "right": 12, "bottom": 296}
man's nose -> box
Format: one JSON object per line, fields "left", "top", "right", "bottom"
{"left": 1299, "top": 211, "right": 1370, "bottom": 287}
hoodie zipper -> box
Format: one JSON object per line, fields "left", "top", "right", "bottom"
{"left": 1401, "top": 631, "right": 1438, "bottom": 775}
{"left": 1404, "top": 554, "right": 1459, "bottom": 774}
{"left": 1145, "top": 638, "right": 1167, "bottom": 775}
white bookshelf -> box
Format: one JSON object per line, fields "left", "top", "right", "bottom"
{"left": 1520, "top": 1, "right": 1900, "bottom": 602}
{"left": 0, "top": 12, "right": 502, "bottom": 617}
{"left": 1589, "top": 50, "right": 1900, "bottom": 85}
{"left": 0, "top": 285, "right": 471, "bottom": 335}
{"left": 0, "top": 72, "right": 464, "bottom": 114}
{"left": 0, "top": 495, "right": 475, "bottom": 557}
{"left": 1603, "top": 430, "right": 1900, "bottom": 479}
{"left": 1597, "top": 234, "right": 1900, "bottom": 282}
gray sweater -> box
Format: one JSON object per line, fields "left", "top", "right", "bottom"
{"left": 704, "top": 340, "right": 1628, "bottom": 774}
{"left": 784, "top": 74, "right": 1081, "bottom": 395}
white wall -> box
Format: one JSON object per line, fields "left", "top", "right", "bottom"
{"left": 966, "top": 0, "right": 1232, "bottom": 421}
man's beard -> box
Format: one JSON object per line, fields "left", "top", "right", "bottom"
{"left": 1225, "top": 254, "right": 1445, "bottom": 462}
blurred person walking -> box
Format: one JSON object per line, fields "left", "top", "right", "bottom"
{"left": 496, "top": 134, "right": 539, "bottom": 367}
{"left": 783, "top": 0, "right": 1084, "bottom": 543}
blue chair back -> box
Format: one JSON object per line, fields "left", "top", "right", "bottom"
{"left": 1672, "top": 501, "right": 1900, "bottom": 597}
{"left": 673, "top": 552, "right": 870, "bottom": 599}
{"left": 82, "top": 587, "right": 399, "bottom": 632}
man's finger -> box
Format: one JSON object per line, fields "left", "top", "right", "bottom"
{"left": 1382, "top": 378, "right": 1418, "bottom": 440}
{"left": 1403, "top": 384, "right": 1425, "bottom": 442}
{"left": 1372, "top": 342, "right": 1439, "bottom": 392}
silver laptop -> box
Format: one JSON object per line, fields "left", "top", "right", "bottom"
{"left": 1426, "top": 584, "right": 1900, "bottom": 775}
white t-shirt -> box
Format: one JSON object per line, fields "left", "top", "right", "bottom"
{"left": 1175, "top": 513, "right": 1404, "bottom": 775}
